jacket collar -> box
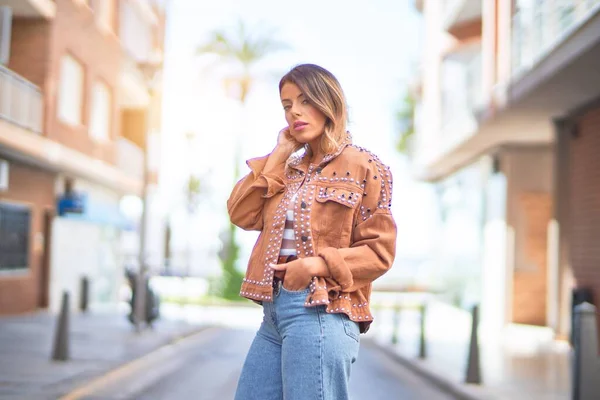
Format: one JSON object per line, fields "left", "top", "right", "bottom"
{"left": 287, "top": 131, "right": 352, "bottom": 173}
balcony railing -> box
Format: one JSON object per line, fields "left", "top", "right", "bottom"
{"left": 512, "top": 0, "right": 600, "bottom": 78}
{"left": 0, "top": 65, "right": 43, "bottom": 133}
{"left": 443, "top": 0, "right": 464, "bottom": 23}
{"left": 441, "top": 51, "right": 483, "bottom": 126}
{"left": 442, "top": 0, "right": 481, "bottom": 30}
{"left": 465, "top": 52, "right": 483, "bottom": 114}
{"left": 438, "top": 50, "right": 482, "bottom": 153}
{"left": 116, "top": 137, "right": 144, "bottom": 181}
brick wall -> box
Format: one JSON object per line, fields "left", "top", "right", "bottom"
{"left": 570, "top": 105, "right": 600, "bottom": 330}
{"left": 0, "top": 162, "right": 55, "bottom": 315}
{"left": 43, "top": 0, "right": 123, "bottom": 166}
{"left": 8, "top": 19, "right": 52, "bottom": 88}
{"left": 512, "top": 193, "right": 552, "bottom": 325}
{"left": 502, "top": 147, "right": 554, "bottom": 326}
{"left": 448, "top": 18, "right": 483, "bottom": 41}
{"left": 121, "top": 108, "right": 147, "bottom": 149}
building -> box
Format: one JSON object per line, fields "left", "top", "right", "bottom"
{"left": 0, "top": 0, "right": 166, "bottom": 315}
{"left": 412, "top": 0, "right": 600, "bottom": 338}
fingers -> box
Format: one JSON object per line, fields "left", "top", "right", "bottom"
{"left": 270, "top": 263, "right": 286, "bottom": 270}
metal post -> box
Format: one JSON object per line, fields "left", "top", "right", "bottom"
{"left": 134, "top": 96, "right": 151, "bottom": 333}
{"left": 52, "top": 291, "right": 70, "bottom": 361}
{"left": 134, "top": 128, "right": 150, "bottom": 331}
{"left": 133, "top": 61, "right": 162, "bottom": 331}
{"left": 465, "top": 304, "right": 482, "bottom": 384}
{"left": 418, "top": 303, "right": 427, "bottom": 359}
{"left": 79, "top": 276, "right": 89, "bottom": 313}
{"left": 391, "top": 304, "right": 401, "bottom": 345}
{"left": 572, "top": 302, "right": 600, "bottom": 400}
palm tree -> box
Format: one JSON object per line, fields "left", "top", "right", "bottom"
{"left": 197, "top": 20, "right": 287, "bottom": 300}
{"left": 197, "top": 20, "right": 287, "bottom": 103}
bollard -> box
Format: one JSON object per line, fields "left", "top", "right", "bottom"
{"left": 52, "top": 291, "right": 70, "bottom": 361}
{"left": 391, "top": 304, "right": 401, "bottom": 345}
{"left": 79, "top": 276, "right": 89, "bottom": 313}
{"left": 571, "top": 288, "right": 594, "bottom": 346}
{"left": 572, "top": 302, "right": 600, "bottom": 400}
{"left": 418, "top": 303, "right": 427, "bottom": 359}
{"left": 465, "top": 304, "right": 481, "bottom": 384}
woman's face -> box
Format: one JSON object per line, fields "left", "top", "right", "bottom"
{"left": 280, "top": 82, "right": 327, "bottom": 148}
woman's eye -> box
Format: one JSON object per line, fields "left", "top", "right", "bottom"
{"left": 283, "top": 105, "right": 291, "bottom": 111}
{"left": 302, "top": 99, "right": 309, "bottom": 105}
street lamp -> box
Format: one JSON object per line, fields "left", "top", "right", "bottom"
{"left": 133, "top": 59, "right": 162, "bottom": 332}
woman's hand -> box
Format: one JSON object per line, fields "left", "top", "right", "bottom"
{"left": 270, "top": 256, "right": 329, "bottom": 291}
{"left": 275, "top": 127, "right": 302, "bottom": 156}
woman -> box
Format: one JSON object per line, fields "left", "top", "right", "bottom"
{"left": 228, "top": 64, "right": 397, "bottom": 400}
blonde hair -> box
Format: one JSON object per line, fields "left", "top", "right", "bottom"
{"left": 279, "top": 64, "right": 348, "bottom": 155}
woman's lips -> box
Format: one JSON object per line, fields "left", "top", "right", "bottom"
{"left": 294, "top": 122, "right": 308, "bottom": 130}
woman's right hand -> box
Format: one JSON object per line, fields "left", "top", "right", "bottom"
{"left": 275, "top": 127, "right": 302, "bottom": 156}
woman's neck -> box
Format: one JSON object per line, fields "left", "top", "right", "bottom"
{"left": 307, "top": 142, "right": 325, "bottom": 165}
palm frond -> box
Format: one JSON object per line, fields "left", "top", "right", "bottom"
{"left": 197, "top": 20, "right": 288, "bottom": 68}
{"left": 195, "top": 20, "right": 289, "bottom": 104}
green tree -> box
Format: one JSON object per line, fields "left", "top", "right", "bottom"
{"left": 395, "top": 91, "right": 417, "bottom": 155}
{"left": 197, "top": 20, "right": 287, "bottom": 300}
{"left": 185, "top": 175, "right": 202, "bottom": 214}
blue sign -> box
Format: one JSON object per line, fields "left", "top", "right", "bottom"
{"left": 57, "top": 192, "right": 85, "bottom": 216}
{"left": 57, "top": 192, "right": 130, "bottom": 229}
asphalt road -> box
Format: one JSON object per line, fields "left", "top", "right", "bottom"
{"left": 80, "top": 327, "right": 456, "bottom": 400}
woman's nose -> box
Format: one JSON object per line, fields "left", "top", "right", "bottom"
{"left": 291, "top": 104, "right": 302, "bottom": 116}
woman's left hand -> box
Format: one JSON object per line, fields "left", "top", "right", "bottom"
{"left": 270, "top": 257, "right": 329, "bottom": 291}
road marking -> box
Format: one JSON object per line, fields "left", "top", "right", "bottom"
{"left": 59, "top": 327, "right": 221, "bottom": 400}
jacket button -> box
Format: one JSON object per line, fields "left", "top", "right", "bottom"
{"left": 301, "top": 236, "right": 308, "bottom": 242}
{"left": 301, "top": 201, "right": 307, "bottom": 209}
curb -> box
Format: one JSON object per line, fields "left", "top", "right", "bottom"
{"left": 58, "top": 326, "right": 217, "bottom": 400}
{"left": 364, "top": 338, "right": 494, "bottom": 400}
{"left": 50, "top": 323, "right": 211, "bottom": 399}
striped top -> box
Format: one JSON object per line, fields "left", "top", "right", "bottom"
{"left": 279, "top": 192, "right": 298, "bottom": 257}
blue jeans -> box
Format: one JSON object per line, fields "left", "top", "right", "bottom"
{"left": 234, "top": 283, "right": 361, "bottom": 400}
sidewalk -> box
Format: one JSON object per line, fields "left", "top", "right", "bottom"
{"left": 367, "top": 299, "right": 571, "bottom": 400}
{"left": 0, "top": 308, "right": 205, "bottom": 400}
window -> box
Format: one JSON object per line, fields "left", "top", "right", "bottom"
{"left": 0, "top": 203, "right": 30, "bottom": 271}
{"left": 89, "top": 81, "right": 111, "bottom": 141}
{"left": 57, "top": 54, "right": 84, "bottom": 126}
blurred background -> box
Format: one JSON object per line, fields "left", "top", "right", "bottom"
{"left": 0, "top": 0, "right": 599, "bottom": 399}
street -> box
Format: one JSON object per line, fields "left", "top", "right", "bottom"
{"left": 71, "top": 327, "right": 455, "bottom": 400}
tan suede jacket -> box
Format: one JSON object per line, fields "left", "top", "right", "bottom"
{"left": 227, "top": 134, "right": 397, "bottom": 333}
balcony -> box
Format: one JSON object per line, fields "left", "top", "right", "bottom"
{"left": 0, "top": 0, "right": 56, "bottom": 19}
{"left": 512, "top": 0, "right": 600, "bottom": 79}
{"left": 415, "top": 0, "right": 600, "bottom": 181}
{"left": 443, "top": 0, "right": 482, "bottom": 30}
{"left": 119, "top": 56, "right": 150, "bottom": 108}
{"left": 0, "top": 65, "right": 43, "bottom": 133}
{"left": 116, "top": 137, "right": 144, "bottom": 181}
{"left": 439, "top": 49, "right": 483, "bottom": 157}
{"left": 120, "top": 0, "right": 158, "bottom": 63}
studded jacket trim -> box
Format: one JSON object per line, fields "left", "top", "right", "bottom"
{"left": 227, "top": 134, "right": 397, "bottom": 333}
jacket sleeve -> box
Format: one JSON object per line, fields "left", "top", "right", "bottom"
{"left": 227, "top": 153, "right": 286, "bottom": 231}
{"left": 318, "top": 164, "right": 396, "bottom": 292}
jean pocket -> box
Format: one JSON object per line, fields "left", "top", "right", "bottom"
{"left": 338, "top": 313, "right": 360, "bottom": 342}
{"left": 280, "top": 284, "right": 310, "bottom": 295}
